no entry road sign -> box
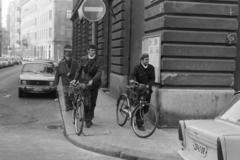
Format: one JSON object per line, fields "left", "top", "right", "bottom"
{"left": 81, "top": 0, "right": 106, "bottom": 22}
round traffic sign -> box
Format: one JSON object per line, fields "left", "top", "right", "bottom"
{"left": 82, "top": 0, "right": 106, "bottom": 22}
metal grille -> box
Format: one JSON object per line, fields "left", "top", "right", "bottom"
{"left": 28, "top": 81, "right": 49, "bottom": 85}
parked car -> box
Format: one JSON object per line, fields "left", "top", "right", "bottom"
{"left": 33, "top": 59, "right": 57, "bottom": 69}
{"left": 6, "top": 57, "right": 14, "bottom": 66}
{"left": 33, "top": 59, "right": 54, "bottom": 65}
{"left": 0, "top": 57, "right": 9, "bottom": 67}
{"left": 18, "top": 62, "right": 56, "bottom": 98}
{"left": 16, "top": 57, "right": 22, "bottom": 64}
{"left": 0, "top": 61, "right": 3, "bottom": 69}
{"left": 178, "top": 92, "right": 240, "bottom": 160}
{"left": 12, "top": 57, "right": 19, "bottom": 65}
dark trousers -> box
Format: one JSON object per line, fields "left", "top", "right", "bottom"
{"left": 64, "top": 92, "right": 73, "bottom": 108}
{"left": 85, "top": 87, "right": 99, "bottom": 121}
{"left": 63, "top": 85, "right": 73, "bottom": 109}
{"left": 136, "top": 93, "right": 151, "bottom": 127}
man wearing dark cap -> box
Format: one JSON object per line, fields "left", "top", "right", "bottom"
{"left": 71, "top": 44, "right": 103, "bottom": 128}
{"left": 129, "top": 53, "right": 155, "bottom": 131}
{"left": 55, "top": 51, "right": 79, "bottom": 111}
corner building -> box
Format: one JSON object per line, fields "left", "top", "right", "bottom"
{"left": 19, "top": 0, "right": 73, "bottom": 61}
{"left": 72, "top": 0, "right": 240, "bottom": 126}
{"left": 9, "top": 0, "right": 21, "bottom": 57}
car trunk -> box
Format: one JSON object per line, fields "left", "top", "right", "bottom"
{"left": 181, "top": 120, "right": 240, "bottom": 160}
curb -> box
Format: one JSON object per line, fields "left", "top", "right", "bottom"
{"left": 57, "top": 82, "right": 166, "bottom": 160}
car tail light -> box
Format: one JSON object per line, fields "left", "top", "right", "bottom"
{"left": 217, "top": 138, "right": 224, "bottom": 160}
{"left": 178, "top": 122, "right": 183, "bottom": 141}
{"left": 21, "top": 80, "right": 27, "bottom": 85}
{"left": 49, "top": 82, "right": 54, "bottom": 86}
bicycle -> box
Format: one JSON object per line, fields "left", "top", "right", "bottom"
{"left": 116, "top": 80, "right": 158, "bottom": 138}
{"left": 69, "top": 82, "right": 89, "bottom": 135}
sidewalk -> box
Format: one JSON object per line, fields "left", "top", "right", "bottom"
{"left": 57, "top": 82, "right": 182, "bottom": 160}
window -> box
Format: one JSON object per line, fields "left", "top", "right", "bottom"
{"left": 66, "top": 10, "right": 71, "bottom": 18}
{"left": 66, "top": 27, "right": 71, "bottom": 38}
{"left": 49, "top": 10, "right": 52, "bottom": 20}
{"left": 49, "top": 28, "right": 52, "bottom": 38}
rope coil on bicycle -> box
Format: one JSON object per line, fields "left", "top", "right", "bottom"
{"left": 68, "top": 83, "right": 91, "bottom": 111}
{"left": 128, "top": 83, "right": 149, "bottom": 106}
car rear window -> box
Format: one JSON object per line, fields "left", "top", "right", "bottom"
{"left": 219, "top": 96, "right": 240, "bottom": 123}
{"left": 22, "top": 63, "right": 54, "bottom": 74}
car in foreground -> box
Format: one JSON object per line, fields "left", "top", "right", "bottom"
{"left": 18, "top": 62, "right": 56, "bottom": 98}
{"left": 178, "top": 92, "right": 240, "bottom": 160}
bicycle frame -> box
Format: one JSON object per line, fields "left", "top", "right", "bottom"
{"left": 116, "top": 81, "right": 158, "bottom": 138}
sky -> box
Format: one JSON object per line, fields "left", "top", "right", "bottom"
{"left": 2, "top": 0, "right": 12, "bottom": 28}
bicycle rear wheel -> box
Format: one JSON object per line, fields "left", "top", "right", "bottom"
{"left": 74, "top": 101, "right": 84, "bottom": 135}
{"left": 116, "top": 94, "right": 130, "bottom": 126}
{"left": 131, "top": 103, "right": 158, "bottom": 138}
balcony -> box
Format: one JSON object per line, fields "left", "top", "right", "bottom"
{"left": 17, "top": 29, "right": 21, "bottom": 34}
{"left": 17, "top": 7, "right": 21, "bottom": 12}
{"left": 16, "top": 18, "right": 21, "bottom": 23}
{"left": 22, "top": 39, "right": 28, "bottom": 47}
{"left": 16, "top": 40, "right": 21, "bottom": 45}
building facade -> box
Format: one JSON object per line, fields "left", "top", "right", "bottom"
{"left": 71, "top": 0, "right": 240, "bottom": 126}
{"left": 8, "top": 0, "right": 21, "bottom": 57}
{"left": 0, "top": 0, "right": 2, "bottom": 56}
{"left": 13, "top": 0, "right": 73, "bottom": 61}
{"left": 1, "top": 28, "right": 10, "bottom": 56}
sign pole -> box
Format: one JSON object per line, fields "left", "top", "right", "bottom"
{"left": 92, "top": 22, "right": 97, "bottom": 45}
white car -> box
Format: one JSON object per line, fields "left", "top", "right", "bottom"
{"left": 0, "top": 57, "right": 8, "bottom": 67}
{"left": 0, "top": 61, "right": 3, "bottom": 68}
{"left": 178, "top": 92, "right": 240, "bottom": 160}
{"left": 18, "top": 62, "right": 56, "bottom": 98}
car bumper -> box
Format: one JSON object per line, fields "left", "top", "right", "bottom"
{"left": 178, "top": 150, "right": 196, "bottom": 160}
{"left": 18, "top": 85, "right": 56, "bottom": 93}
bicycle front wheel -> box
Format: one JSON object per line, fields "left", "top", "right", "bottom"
{"left": 116, "top": 94, "right": 130, "bottom": 126}
{"left": 74, "top": 101, "right": 84, "bottom": 135}
{"left": 131, "top": 103, "right": 158, "bottom": 138}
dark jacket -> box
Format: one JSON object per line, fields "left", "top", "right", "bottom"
{"left": 129, "top": 63, "right": 155, "bottom": 91}
{"left": 74, "top": 55, "right": 103, "bottom": 88}
{"left": 55, "top": 58, "right": 79, "bottom": 86}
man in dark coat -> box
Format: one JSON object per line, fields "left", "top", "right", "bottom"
{"left": 71, "top": 44, "right": 103, "bottom": 128}
{"left": 55, "top": 52, "right": 79, "bottom": 111}
{"left": 129, "top": 53, "right": 155, "bottom": 131}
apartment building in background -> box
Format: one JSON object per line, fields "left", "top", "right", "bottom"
{"left": 0, "top": 0, "right": 2, "bottom": 56}
{"left": 18, "top": 0, "right": 73, "bottom": 61}
{"left": 1, "top": 28, "right": 10, "bottom": 56}
{"left": 8, "top": 0, "right": 21, "bottom": 57}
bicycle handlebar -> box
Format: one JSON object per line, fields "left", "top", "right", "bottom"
{"left": 69, "top": 82, "right": 89, "bottom": 90}
{"left": 129, "top": 80, "right": 139, "bottom": 86}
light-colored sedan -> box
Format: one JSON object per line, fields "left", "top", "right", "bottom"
{"left": 0, "top": 57, "right": 8, "bottom": 67}
{"left": 6, "top": 57, "right": 14, "bottom": 66}
{"left": 178, "top": 93, "right": 240, "bottom": 160}
{"left": 0, "top": 61, "right": 3, "bottom": 68}
{"left": 18, "top": 62, "right": 56, "bottom": 98}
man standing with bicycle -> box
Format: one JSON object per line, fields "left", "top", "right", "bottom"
{"left": 71, "top": 44, "right": 103, "bottom": 128}
{"left": 55, "top": 52, "right": 79, "bottom": 111}
{"left": 129, "top": 53, "right": 155, "bottom": 131}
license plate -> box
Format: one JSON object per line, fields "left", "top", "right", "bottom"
{"left": 193, "top": 141, "right": 207, "bottom": 156}
{"left": 34, "top": 88, "right": 42, "bottom": 92}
